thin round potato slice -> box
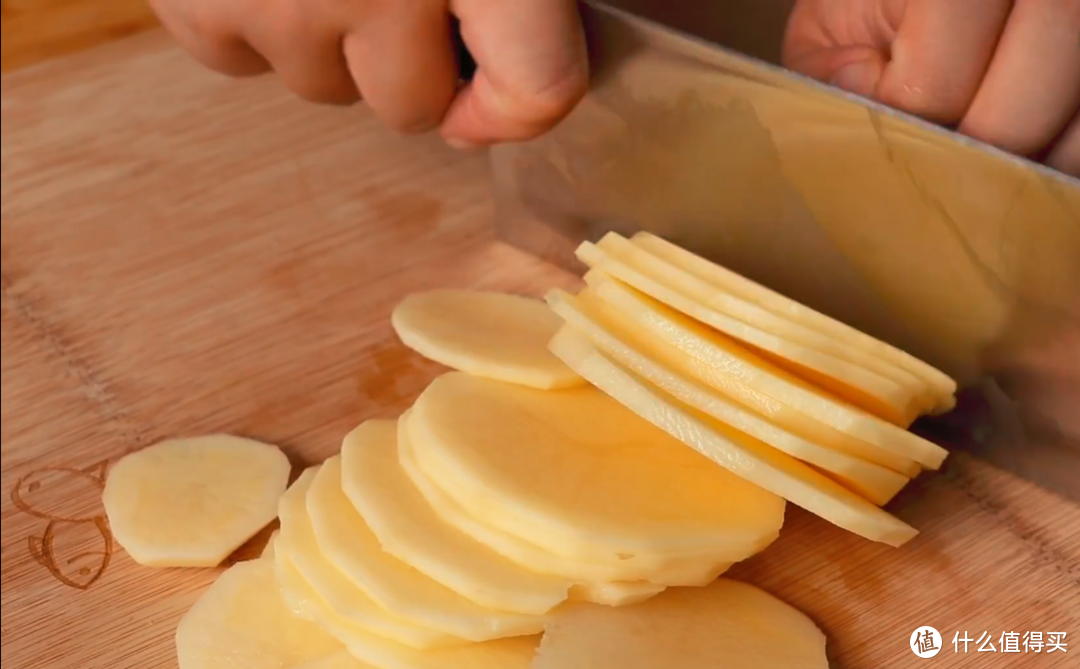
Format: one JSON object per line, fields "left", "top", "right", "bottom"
{"left": 579, "top": 237, "right": 921, "bottom": 426}
{"left": 601, "top": 232, "right": 949, "bottom": 417}
{"left": 297, "top": 652, "right": 377, "bottom": 669}
{"left": 175, "top": 559, "right": 342, "bottom": 669}
{"left": 276, "top": 547, "right": 540, "bottom": 669}
{"left": 631, "top": 231, "right": 957, "bottom": 412}
{"left": 276, "top": 468, "right": 463, "bottom": 649}
{"left": 407, "top": 371, "right": 786, "bottom": 563}
{"left": 546, "top": 288, "right": 910, "bottom": 506}
{"left": 533, "top": 578, "right": 828, "bottom": 669}
{"left": 103, "top": 434, "right": 290, "bottom": 568}
{"left": 582, "top": 270, "right": 947, "bottom": 472}
{"left": 261, "top": 530, "right": 280, "bottom": 560}
{"left": 304, "top": 457, "right": 545, "bottom": 643}
{"left": 547, "top": 327, "right": 919, "bottom": 547}
{"left": 340, "top": 419, "right": 574, "bottom": 615}
{"left": 398, "top": 419, "right": 727, "bottom": 590}
{"left": 391, "top": 289, "right": 583, "bottom": 389}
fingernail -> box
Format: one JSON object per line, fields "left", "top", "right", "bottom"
{"left": 832, "top": 60, "right": 881, "bottom": 97}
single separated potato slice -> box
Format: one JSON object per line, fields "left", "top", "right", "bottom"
{"left": 547, "top": 328, "right": 919, "bottom": 547}
{"left": 391, "top": 289, "right": 583, "bottom": 390}
{"left": 407, "top": 371, "right": 786, "bottom": 565}
{"left": 583, "top": 271, "right": 946, "bottom": 473}
{"left": 276, "top": 545, "right": 540, "bottom": 669}
{"left": 176, "top": 559, "right": 342, "bottom": 669}
{"left": 305, "top": 456, "right": 545, "bottom": 643}
{"left": 277, "top": 468, "right": 463, "bottom": 649}
{"left": 102, "top": 434, "right": 290, "bottom": 568}
{"left": 397, "top": 415, "right": 682, "bottom": 598}
{"left": 579, "top": 237, "right": 921, "bottom": 426}
{"left": 532, "top": 578, "right": 828, "bottom": 669}
{"left": 630, "top": 231, "right": 958, "bottom": 414}
{"left": 340, "top": 419, "right": 575, "bottom": 615}
{"left": 546, "top": 288, "right": 910, "bottom": 506}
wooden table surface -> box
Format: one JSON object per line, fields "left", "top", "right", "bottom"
{"left": 1, "top": 0, "right": 158, "bottom": 73}
{"left": 1, "top": 16, "right": 1078, "bottom": 669}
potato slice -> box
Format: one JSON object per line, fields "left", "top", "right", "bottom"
{"left": 631, "top": 231, "right": 957, "bottom": 413}
{"left": 276, "top": 545, "right": 540, "bottom": 669}
{"left": 532, "top": 578, "right": 828, "bottom": 669}
{"left": 398, "top": 423, "right": 725, "bottom": 590}
{"left": 407, "top": 371, "right": 785, "bottom": 564}
{"left": 102, "top": 434, "right": 291, "bottom": 567}
{"left": 546, "top": 288, "right": 910, "bottom": 506}
{"left": 262, "top": 529, "right": 280, "bottom": 559}
{"left": 568, "top": 580, "right": 675, "bottom": 607}
{"left": 297, "top": 652, "right": 376, "bottom": 669}
{"left": 548, "top": 328, "right": 919, "bottom": 547}
{"left": 579, "top": 237, "right": 921, "bottom": 426}
{"left": 305, "top": 457, "right": 545, "bottom": 642}
{"left": 583, "top": 271, "right": 946, "bottom": 472}
{"left": 600, "top": 232, "right": 950, "bottom": 418}
{"left": 391, "top": 289, "right": 583, "bottom": 390}
{"left": 176, "top": 559, "right": 342, "bottom": 669}
{"left": 340, "top": 419, "right": 575, "bottom": 615}
{"left": 277, "top": 468, "right": 463, "bottom": 649}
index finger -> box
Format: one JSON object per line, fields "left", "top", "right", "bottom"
{"left": 438, "top": 0, "right": 589, "bottom": 146}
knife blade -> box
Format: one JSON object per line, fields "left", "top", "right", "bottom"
{"left": 488, "top": 0, "right": 1080, "bottom": 501}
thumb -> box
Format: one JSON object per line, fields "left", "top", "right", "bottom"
{"left": 439, "top": 0, "right": 588, "bottom": 147}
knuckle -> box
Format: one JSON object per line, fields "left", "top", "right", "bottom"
{"left": 508, "top": 62, "right": 590, "bottom": 123}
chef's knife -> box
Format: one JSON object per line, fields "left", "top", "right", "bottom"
{"left": 487, "top": 0, "right": 1080, "bottom": 503}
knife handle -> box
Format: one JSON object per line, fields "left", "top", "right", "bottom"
{"left": 451, "top": 17, "right": 478, "bottom": 82}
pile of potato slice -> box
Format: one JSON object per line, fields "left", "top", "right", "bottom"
{"left": 101, "top": 232, "right": 956, "bottom": 668}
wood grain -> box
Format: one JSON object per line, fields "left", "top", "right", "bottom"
{"left": 1, "top": 0, "right": 158, "bottom": 73}
{"left": 2, "top": 30, "right": 1078, "bottom": 669}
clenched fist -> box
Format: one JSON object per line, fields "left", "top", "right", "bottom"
{"left": 148, "top": 0, "right": 589, "bottom": 147}
{"left": 783, "top": 0, "right": 1080, "bottom": 176}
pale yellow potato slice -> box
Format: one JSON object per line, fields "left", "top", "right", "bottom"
{"left": 579, "top": 238, "right": 921, "bottom": 426}
{"left": 102, "top": 434, "right": 291, "bottom": 568}
{"left": 547, "top": 328, "right": 919, "bottom": 547}
{"left": 262, "top": 529, "right": 280, "bottom": 559}
{"left": 305, "top": 457, "right": 546, "bottom": 642}
{"left": 391, "top": 289, "right": 583, "bottom": 390}
{"left": 407, "top": 371, "right": 786, "bottom": 563}
{"left": 597, "top": 232, "right": 946, "bottom": 418}
{"left": 340, "top": 419, "right": 574, "bottom": 615}
{"left": 398, "top": 420, "right": 727, "bottom": 590}
{"left": 546, "top": 288, "right": 910, "bottom": 506}
{"left": 569, "top": 580, "right": 675, "bottom": 607}
{"left": 532, "top": 578, "right": 828, "bottom": 669}
{"left": 277, "top": 468, "right": 463, "bottom": 649}
{"left": 297, "top": 651, "right": 377, "bottom": 669}
{"left": 583, "top": 271, "right": 946, "bottom": 472}
{"left": 276, "top": 546, "right": 540, "bottom": 669}
{"left": 175, "top": 558, "right": 342, "bottom": 669}
{"left": 631, "top": 231, "right": 958, "bottom": 413}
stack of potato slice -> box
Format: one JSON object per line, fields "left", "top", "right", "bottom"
{"left": 544, "top": 231, "right": 956, "bottom": 547}
{"left": 108, "top": 235, "right": 956, "bottom": 668}
{"left": 259, "top": 359, "right": 793, "bottom": 665}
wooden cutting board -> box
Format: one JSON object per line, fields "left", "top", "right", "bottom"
{"left": 2, "top": 30, "right": 1077, "bottom": 669}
